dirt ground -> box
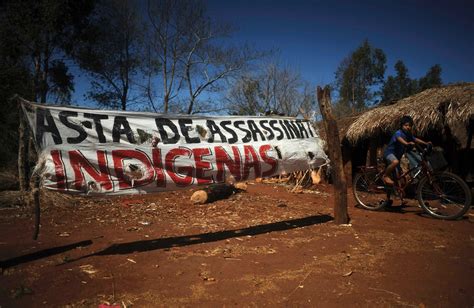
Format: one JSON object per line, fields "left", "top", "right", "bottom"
{"left": 0, "top": 182, "right": 473, "bottom": 307}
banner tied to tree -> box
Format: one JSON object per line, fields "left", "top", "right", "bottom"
{"left": 21, "top": 100, "right": 328, "bottom": 196}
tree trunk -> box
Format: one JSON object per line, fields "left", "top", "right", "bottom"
{"left": 121, "top": 91, "right": 127, "bottom": 111}
{"left": 317, "top": 86, "right": 349, "bottom": 224}
{"left": 164, "top": 93, "right": 169, "bottom": 113}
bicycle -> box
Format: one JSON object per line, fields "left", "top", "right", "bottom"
{"left": 353, "top": 144, "right": 472, "bottom": 220}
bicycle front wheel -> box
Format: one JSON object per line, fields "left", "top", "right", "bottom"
{"left": 353, "top": 171, "right": 388, "bottom": 210}
{"left": 417, "top": 171, "right": 472, "bottom": 220}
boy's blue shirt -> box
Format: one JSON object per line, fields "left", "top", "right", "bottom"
{"left": 384, "top": 129, "right": 415, "bottom": 159}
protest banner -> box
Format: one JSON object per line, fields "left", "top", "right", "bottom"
{"left": 21, "top": 100, "right": 328, "bottom": 195}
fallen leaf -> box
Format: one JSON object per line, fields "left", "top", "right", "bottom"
{"left": 79, "top": 264, "right": 98, "bottom": 276}
{"left": 342, "top": 271, "right": 353, "bottom": 277}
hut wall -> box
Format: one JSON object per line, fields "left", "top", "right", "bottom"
{"left": 350, "top": 141, "right": 368, "bottom": 176}
{"left": 342, "top": 144, "right": 352, "bottom": 186}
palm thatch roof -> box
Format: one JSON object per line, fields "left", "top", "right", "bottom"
{"left": 345, "top": 83, "right": 474, "bottom": 148}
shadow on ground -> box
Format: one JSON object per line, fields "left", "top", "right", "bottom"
{"left": 0, "top": 240, "right": 93, "bottom": 269}
{"left": 0, "top": 215, "right": 333, "bottom": 268}
{"left": 76, "top": 214, "right": 333, "bottom": 260}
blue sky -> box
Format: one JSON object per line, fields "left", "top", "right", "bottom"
{"left": 205, "top": 0, "right": 473, "bottom": 85}
{"left": 73, "top": 0, "right": 473, "bottom": 106}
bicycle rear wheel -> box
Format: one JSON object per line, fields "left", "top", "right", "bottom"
{"left": 353, "top": 171, "right": 388, "bottom": 210}
{"left": 417, "top": 171, "right": 472, "bottom": 220}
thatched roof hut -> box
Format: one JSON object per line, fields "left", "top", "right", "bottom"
{"left": 345, "top": 83, "right": 474, "bottom": 149}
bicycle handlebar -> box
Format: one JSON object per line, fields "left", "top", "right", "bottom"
{"left": 413, "top": 143, "right": 433, "bottom": 159}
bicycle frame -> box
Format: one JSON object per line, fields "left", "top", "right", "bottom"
{"left": 362, "top": 148, "right": 434, "bottom": 203}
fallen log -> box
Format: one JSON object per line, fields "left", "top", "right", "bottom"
{"left": 190, "top": 183, "right": 246, "bottom": 205}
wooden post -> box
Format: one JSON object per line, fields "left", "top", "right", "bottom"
{"left": 18, "top": 104, "right": 29, "bottom": 191}
{"left": 317, "top": 86, "right": 349, "bottom": 224}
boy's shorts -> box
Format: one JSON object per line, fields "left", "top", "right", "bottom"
{"left": 385, "top": 153, "right": 398, "bottom": 164}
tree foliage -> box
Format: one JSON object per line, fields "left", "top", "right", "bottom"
{"left": 334, "top": 40, "right": 386, "bottom": 114}
{"left": 381, "top": 60, "right": 416, "bottom": 103}
{"left": 418, "top": 64, "right": 442, "bottom": 91}
{"left": 0, "top": 60, "right": 32, "bottom": 166}
{"left": 381, "top": 62, "right": 443, "bottom": 104}
{"left": 74, "top": 0, "right": 148, "bottom": 110}
{"left": 0, "top": 0, "right": 93, "bottom": 168}
{"left": 226, "top": 62, "right": 313, "bottom": 117}
{"left": 0, "top": 0, "right": 94, "bottom": 103}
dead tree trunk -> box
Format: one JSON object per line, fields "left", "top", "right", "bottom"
{"left": 317, "top": 86, "right": 349, "bottom": 224}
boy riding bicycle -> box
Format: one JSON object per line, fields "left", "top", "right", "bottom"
{"left": 383, "top": 115, "right": 431, "bottom": 186}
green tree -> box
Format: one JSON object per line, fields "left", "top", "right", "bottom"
{"left": 74, "top": 0, "right": 149, "bottom": 110}
{"left": 418, "top": 64, "right": 442, "bottom": 91}
{"left": 334, "top": 40, "right": 386, "bottom": 114}
{"left": 381, "top": 76, "right": 397, "bottom": 104}
{"left": 0, "top": 55, "right": 32, "bottom": 167}
{"left": 381, "top": 62, "right": 443, "bottom": 104}
{"left": 0, "top": 0, "right": 93, "bottom": 170}
{"left": 0, "top": 0, "right": 94, "bottom": 104}
{"left": 381, "top": 60, "right": 416, "bottom": 103}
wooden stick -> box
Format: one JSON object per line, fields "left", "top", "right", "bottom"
{"left": 291, "top": 170, "right": 309, "bottom": 192}
{"left": 30, "top": 171, "right": 41, "bottom": 240}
